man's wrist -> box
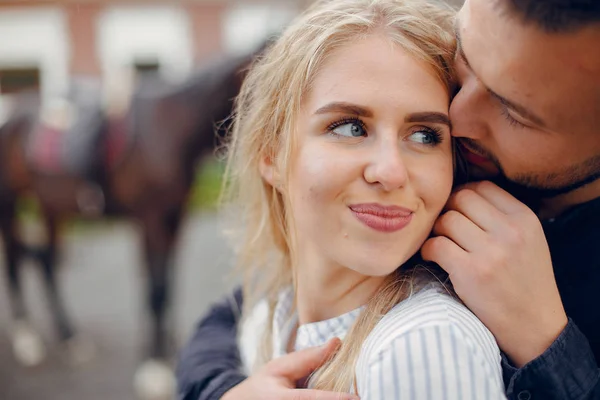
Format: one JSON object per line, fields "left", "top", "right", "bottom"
{"left": 504, "top": 312, "right": 568, "bottom": 367}
{"left": 503, "top": 319, "right": 599, "bottom": 400}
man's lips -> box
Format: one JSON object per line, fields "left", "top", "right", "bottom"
{"left": 459, "top": 142, "right": 491, "bottom": 165}
{"left": 348, "top": 203, "right": 413, "bottom": 233}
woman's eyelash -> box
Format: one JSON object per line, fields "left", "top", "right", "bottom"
{"left": 326, "top": 117, "right": 367, "bottom": 133}
{"left": 419, "top": 127, "right": 444, "bottom": 145}
{"left": 407, "top": 126, "right": 444, "bottom": 147}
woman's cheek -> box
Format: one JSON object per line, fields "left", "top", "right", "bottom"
{"left": 421, "top": 158, "right": 454, "bottom": 213}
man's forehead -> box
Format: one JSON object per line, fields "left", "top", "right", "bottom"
{"left": 456, "top": 0, "right": 600, "bottom": 131}
{"left": 568, "top": 26, "right": 600, "bottom": 77}
{"left": 456, "top": 2, "right": 542, "bottom": 117}
{"left": 458, "top": 0, "right": 600, "bottom": 78}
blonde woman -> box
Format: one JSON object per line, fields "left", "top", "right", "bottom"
{"left": 218, "top": 0, "right": 505, "bottom": 398}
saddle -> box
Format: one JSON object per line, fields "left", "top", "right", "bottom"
{"left": 27, "top": 81, "right": 133, "bottom": 180}
{"left": 28, "top": 97, "right": 106, "bottom": 179}
{"left": 26, "top": 81, "right": 135, "bottom": 216}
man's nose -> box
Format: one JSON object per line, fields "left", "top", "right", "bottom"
{"left": 450, "top": 67, "right": 488, "bottom": 140}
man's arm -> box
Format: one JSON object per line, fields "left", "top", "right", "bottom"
{"left": 422, "top": 181, "right": 600, "bottom": 399}
{"left": 176, "top": 290, "right": 360, "bottom": 400}
{"left": 503, "top": 320, "right": 600, "bottom": 400}
{"left": 177, "top": 288, "right": 246, "bottom": 400}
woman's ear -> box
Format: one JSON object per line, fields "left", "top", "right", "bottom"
{"left": 259, "top": 155, "right": 279, "bottom": 187}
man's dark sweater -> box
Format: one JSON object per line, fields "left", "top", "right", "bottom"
{"left": 177, "top": 196, "right": 600, "bottom": 400}
{"left": 177, "top": 288, "right": 245, "bottom": 400}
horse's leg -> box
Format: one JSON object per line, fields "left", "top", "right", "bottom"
{"left": 1, "top": 200, "right": 26, "bottom": 321}
{"left": 39, "top": 214, "right": 94, "bottom": 364}
{"left": 134, "top": 206, "right": 183, "bottom": 400}
{"left": 39, "top": 215, "right": 74, "bottom": 340}
{"left": 0, "top": 199, "right": 46, "bottom": 366}
{"left": 145, "top": 208, "right": 182, "bottom": 360}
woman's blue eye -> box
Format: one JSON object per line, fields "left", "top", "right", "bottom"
{"left": 332, "top": 122, "right": 366, "bottom": 137}
{"left": 409, "top": 129, "right": 442, "bottom": 146}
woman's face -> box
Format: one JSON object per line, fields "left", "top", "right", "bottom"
{"left": 282, "top": 34, "right": 453, "bottom": 277}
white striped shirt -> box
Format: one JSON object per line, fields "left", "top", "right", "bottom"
{"left": 239, "top": 283, "right": 506, "bottom": 399}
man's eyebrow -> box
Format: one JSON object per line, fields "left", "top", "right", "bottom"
{"left": 454, "top": 19, "right": 546, "bottom": 128}
{"left": 314, "top": 102, "right": 373, "bottom": 117}
{"left": 405, "top": 112, "right": 451, "bottom": 128}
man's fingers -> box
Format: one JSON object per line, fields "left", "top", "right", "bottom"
{"left": 421, "top": 235, "right": 468, "bottom": 276}
{"left": 446, "top": 186, "right": 508, "bottom": 233}
{"left": 265, "top": 338, "right": 342, "bottom": 381}
{"left": 432, "top": 210, "right": 484, "bottom": 253}
{"left": 458, "top": 181, "right": 527, "bottom": 215}
{"left": 287, "top": 389, "right": 360, "bottom": 400}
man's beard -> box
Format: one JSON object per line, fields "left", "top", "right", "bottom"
{"left": 458, "top": 138, "right": 600, "bottom": 209}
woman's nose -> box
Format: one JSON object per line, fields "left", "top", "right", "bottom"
{"left": 363, "top": 141, "right": 408, "bottom": 191}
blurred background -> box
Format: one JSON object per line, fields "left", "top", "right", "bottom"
{"left": 0, "top": 0, "right": 463, "bottom": 399}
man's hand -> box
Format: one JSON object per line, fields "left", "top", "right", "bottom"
{"left": 222, "top": 338, "right": 359, "bottom": 400}
{"left": 421, "top": 181, "right": 568, "bottom": 367}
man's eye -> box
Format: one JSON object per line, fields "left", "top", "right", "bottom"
{"left": 500, "top": 106, "right": 527, "bottom": 129}
{"left": 331, "top": 121, "right": 366, "bottom": 137}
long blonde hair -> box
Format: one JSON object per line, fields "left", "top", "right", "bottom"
{"left": 221, "top": 0, "right": 457, "bottom": 393}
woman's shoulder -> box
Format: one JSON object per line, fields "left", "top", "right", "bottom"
{"left": 370, "top": 283, "right": 493, "bottom": 339}
{"left": 354, "top": 283, "right": 504, "bottom": 398}
{"left": 357, "top": 281, "right": 501, "bottom": 370}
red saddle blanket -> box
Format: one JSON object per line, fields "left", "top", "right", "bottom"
{"left": 28, "top": 115, "right": 130, "bottom": 176}
{"left": 28, "top": 123, "right": 64, "bottom": 174}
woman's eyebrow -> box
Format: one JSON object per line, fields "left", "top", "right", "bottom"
{"left": 405, "top": 112, "right": 451, "bottom": 128}
{"left": 314, "top": 103, "right": 450, "bottom": 126}
{"left": 314, "top": 102, "right": 373, "bottom": 117}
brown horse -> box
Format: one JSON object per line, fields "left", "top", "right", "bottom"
{"left": 0, "top": 52, "right": 251, "bottom": 398}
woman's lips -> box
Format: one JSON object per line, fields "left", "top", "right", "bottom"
{"left": 349, "top": 203, "right": 413, "bottom": 233}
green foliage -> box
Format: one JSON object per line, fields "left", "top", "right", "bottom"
{"left": 16, "top": 195, "right": 41, "bottom": 223}
{"left": 187, "top": 157, "right": 226, "bottom": 211}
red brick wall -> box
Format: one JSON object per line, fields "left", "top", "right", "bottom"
{"left": 0, "top": 0, "right": 228, "bottom": 78}
{"left": 66, "top": 3, "right": 102, "bottom": 76}
{"left": 186, "top": 2, "right": 226, "bottom": 63}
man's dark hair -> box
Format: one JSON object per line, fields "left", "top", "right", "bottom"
{"left": 504, "top": 0, "right": 600, "bottom": 32}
